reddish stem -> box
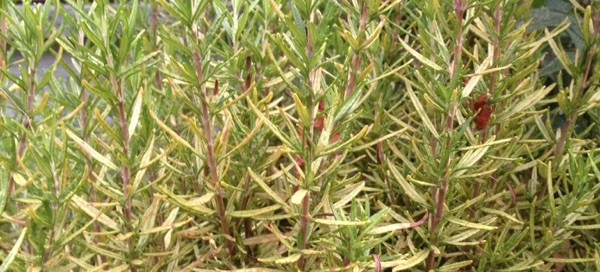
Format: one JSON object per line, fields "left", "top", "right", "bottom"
{"left": 553, "top": 44, "right": 596, "bottom": 158}
{"left": 426, "top": 1, "right": 465, "bottom": 269}
{"left": 192, "top": 26, "right": 236, "bottom": 256}
{"left": 297, "top": 192, "right": 311, "bottom": 271}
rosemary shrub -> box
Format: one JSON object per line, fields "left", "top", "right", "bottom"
{"left": 0, "top": 0, "right": 599, "bottom": 271}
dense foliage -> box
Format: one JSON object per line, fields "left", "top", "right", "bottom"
{"left": 0, "top": 0, "right": 599, "bottom": 271}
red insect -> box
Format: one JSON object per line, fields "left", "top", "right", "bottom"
{"left": 472, "top": 94, "right": 494, "bottom": 131}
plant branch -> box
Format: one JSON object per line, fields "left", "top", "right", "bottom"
{"left": 191, "top": 24, "right": 235, "bottom": 256}
{"left": 426, "top": 0, "right": 465, "bottom": 269}
{"left": 472, "top": 3, "right": 503, "bottom": 213}
{"left": 553, "top": 43, "right": 596, "bottom": 158}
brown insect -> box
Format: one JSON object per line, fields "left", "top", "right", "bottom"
{"left": 472, "top": 94, "right": 494, "bottom": 131}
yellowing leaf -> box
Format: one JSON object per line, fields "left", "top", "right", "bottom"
{"left": 363, "top": 18, "right": 385, "bottom": 49}
{"left": 132, "top": 136, "right": 154, "bottom": 191}
{"left": 496, "top": 84, "right": 555, "bottom": 123}
{"left": 229, "top": 204, "right": 281, "bottom": 218}
{"left": 480, "top": 207, "right": 523, "bottom": 225}
{"left": 248, "top": 168, "right": 291, "bottom": 211}
{"left": 439, "top": 260, "right": 474, "bottom": 271}
{"left": 453, "top": 138, "right": 492, "bottom": 178}
{"left": 70, "top": 195, "right": 119, "bottom": 231}
{"left": 405, "top": 82, "right": 439, "bottom": 139}
{"left": 149, "top": 110, "right": 201, "bottom": 157}
{"left": 164, "top": 229, "right": 173, "bottom": 249}
{"left": 447, "top": 217, "right": 497, "bottom": 230}
{"left": 0, "top": 227, "right": 26, "bottom": 272}
{"left": 128, "top": 86, "right": 144, "bottom": 138}
{"left": 188, "top": 192, "right": 215, "bottom": 206}
{"left": 154, "top": 186, "right": 214, "bottom": 215}
{"left": 137, "top": 195, "right": 161, "bottom": 250}
{"left": 387, "top": 158, "right": 427, "bottom": 205}
{"left": 258, "top": 253, "right": 301, "bottom": 264}
{"left": 392, "top": 250, "right": 430, "bottom": 271}
{"left": 66, "top": 129, "right": 118, "bottom": 171}
{"left": 162, "top": 207, "right": 179, "bottom": 227}
{"left": 314, "top": 218, "right": 367, "bottom": 226}
{"left": 369, "top": 222, "right": 420, "bottom": 235}
{"left": 12, "top": 173, "right": 27, "bottom": 186}
{"left": 461, "top": 54, "right": 492, "bottom": 98}
{"left": 86, "top": 243, "right": 127, "bottom": 261}
{"left": 442, "top": 229, "right": 481, "bottom": 245}
{"left": 246, "top": 97, "right": 297, "bottom": 151}
{"left": 398, "top": 37, "right": 442, "bottom": 71}
{"left": 333, "top": 181, "right": 365, "bottom": 209}
{"left": 290, "top": 189, "right": 308, "bottom": 206}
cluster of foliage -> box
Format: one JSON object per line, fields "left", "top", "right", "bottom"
{"left": 0, "top": 0, "right": 599, "bottom": 271}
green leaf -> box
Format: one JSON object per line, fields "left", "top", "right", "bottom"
{"left": 0, "top": 168, "right": 8, "bottom": 215}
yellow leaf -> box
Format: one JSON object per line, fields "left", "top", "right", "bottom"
{"left": 314, "top": 218, "right": 367, "bottom": 226}
{"left": 248, "top": 168, "right": 291, "bottom": 211}
{"left": 70, "top": 195, "right": 119, "bottom": 231}
{"left": 228, "top": 204, "right": 281, "bottom": 218}
{"left": 258, "top": 253, "right": 301, "bottom": 264}
{"left": 66, "top": 129, "right": 118, "bottom": 171}
{"left": 290, "top": 189, "right": 308, "bottom": 206}
{"left": 149, "top": 110, "right": 201, "bottom": 158}
{"left": 128, "top": 86, "right": 144, "bottom": 138}
{"left": 392, "top": 250, "right": 430, "bottom": 271}
{"left": 404, "top": 82, "right": 439, "bottom": 139}
{"left": 333, "top": 181, "right": 365, "bottom": 209}
{"left": 398, "top": 37, "right": 442, "bottom": 71}
{"left": 447, "top": 217, "right": 497, "bottom": 230}
{"left": 12, "top": 173, "right": 27, "bottom": 186}
{"left": 387, "top": 158, "right": 427, "bottom": 205}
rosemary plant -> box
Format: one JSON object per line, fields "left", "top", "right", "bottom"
{"left": 0, "top": 0, "right": 599, "bottom": 271}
